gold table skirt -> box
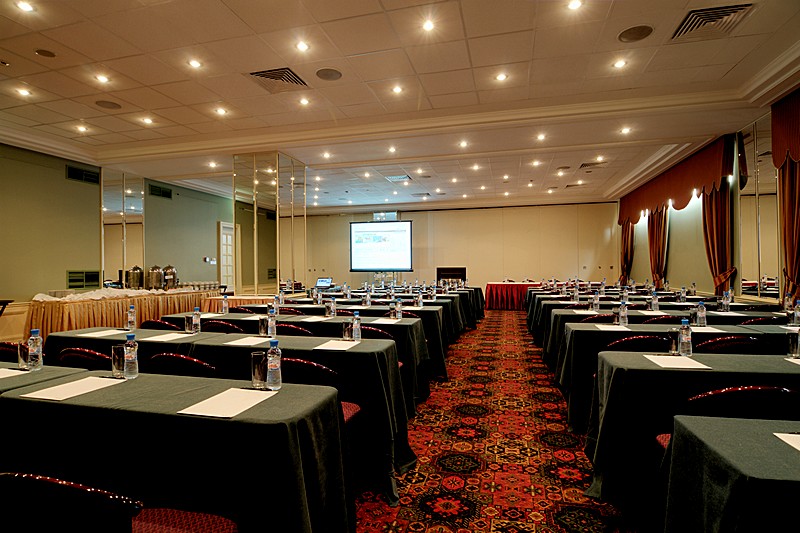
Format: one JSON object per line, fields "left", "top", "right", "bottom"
{"left": 27, "top": 290, "right": 218, "bottom": 340}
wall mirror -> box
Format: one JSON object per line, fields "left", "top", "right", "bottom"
{"left": 102, "top": 169, "right": 144, "bottom": 286}
{"left": 278, "top": 152, "right": 307, "bottom": 290}
{"left": 739, "top": 112, "right": 780, "bottom": 300}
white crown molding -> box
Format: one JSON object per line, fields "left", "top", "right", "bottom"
{"left": 740, "top": 40, "right": 800, "bottom": 106}
{"left": 0, "top": 124, "right": 98, "bottom": 165}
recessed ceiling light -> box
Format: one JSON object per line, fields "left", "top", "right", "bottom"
{"left": 613, "top": 60, "right": 627, "bottom": 69}
{"left": 393, "top": 190, "right": 398, "bottom": 195}
{"left": 459, "top": 140, "right": 468, "bottom": 148}
{"left": 462, "top": 194, "right": 467, "bottom": 198}
{"left": 621, "top": 127, "right": 631, "bottom": 134}
{"left": 142, "top": 117, "right": 153, "bottom": 124}
{"left": 422, "top": 19, "right": 434, "bottom": 31}
{"left": 209, "top": 162, "right": 217, "bottom": 168}
{"left": 503, "top": 175, "right": 509, "bottom": 180}
{"left": 364, "top": 172, "right": 370, "bottom": 178}
{"left": 527, "top": 182, "right": 533, "bottom": 187}
{"left": 315, "top": 176, "right": 321, "bottom": 181}
{"left": 76, "top": 125, "right": 87, "bottom": 132}
{"left": 16, "top": 88, "right": 31, "bottom": 96}
{"left": 392, "top": 86, "right": 403, "bottom": 94}
{"left": 314, "top": 195, "right": 318, "bottom": 200}
{"left": 403, "top": 181, "right": 409, "bottom": 186}
{"left": 299, "top": 98, "right": 309, "bottom": 105}
{"left": 504, "top": 192, "right": 509, "bottom": 196}
{"left": 384, "top": 198, "right": 389, "bottom": 202}
{"left": 296, "top": 41, "right": 309, "bottom": 52}
{"left": 17, "top": 2, "right": 34, "bottom": 12}
{"left": 568, "top": 0, "right": 582, "bottom": 10}
{"left": 472, "top": 164, "right": 479, "bottom": 170}
{"left": 253, "top": 179, "right": 259, "bottom": 185}
{"left": 451, "top": 178, "right": 457, "bottom": 183}
{"left": 215, "top": 107, "right": 227, "bottom": 115}
{"left": 313, "top": 201, "right": 318, "bottom": 206}
{"left": 422, "top": 196, "right": 428, "bottom": 201}
{"left": 548, "top": 188, "right": 554, "bottom": 194}
{"left": 480, "top": 185, "right": 486, "bottom": 190}
{"left": 557, "top": 170, "right": 564, "bottom": 176}
{"left": 596, "top": 155, "right": 604, "bottom": 161}
{"left": 323, "top": 152, "right": 330, "bottom": 158}
{"left": 435, "top": 188, "right": 441, "bottom": 193}
{"left": 96, "top": 75, "right": 109, "bottom": 83}
{"left": 388, "top": 146, "right": 396, "bottom": 153}
{"left": 495, "top": 73, "right": 508, "bottom": 81}
{"left": 348, "top": 200, "right": 353, "bottom": 204}
{"left": 189, "top": 59, "right": 202, "bottom": 68}
{"left": 577, "top": 180, "right": 584, "bottom": 185}
{"left": 537, "top": 134, "right": 546, "bottom": 141}
{"left": 532, "top": 160, "right": 541, "bottom": 166}
{"left": 416, "top": 168, "right": 424, "bottom": 174}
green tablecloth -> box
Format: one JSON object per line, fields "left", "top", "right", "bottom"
{"left": 0, "top": 372, "right": 351, "bottom": 533}
{"left": 0, "top": 361, "right": 87, "bottom": 393}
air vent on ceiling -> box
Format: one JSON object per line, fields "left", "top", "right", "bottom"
{"left": 148, "top": 183, "right": 172, "bottom": 199}
{"left": 248, "top": 67, "right": 308, "bottom": 94}
{"left": 384, "top": 174, "right": 411, "bottom": 183}
{"left": 672, "top": 4, "right": 753, "bottom": 42}
{"left": 66, "top": 165, "right": 100, "bottom": 185}
{"left": 411, "top": 192, "right": 430, "bottom": 198}
{"left": 564, "top": 183, "right": 584, "bottom": 188}
{"left": 579, "top": 161, "right": 607, "bottom": 169}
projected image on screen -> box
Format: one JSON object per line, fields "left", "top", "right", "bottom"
{"left": 350, "top": 220, "right": 412, "bottom": 272}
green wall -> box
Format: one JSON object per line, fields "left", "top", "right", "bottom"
{"left": 143, "top": 179, "right": 233, "bottom": 283}
{"left": 0, "top": 144, "right": 101, "bottom": 301}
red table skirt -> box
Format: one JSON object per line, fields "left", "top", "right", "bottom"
{"left": 485, "top": 283, "right": 540, "bottom": 310}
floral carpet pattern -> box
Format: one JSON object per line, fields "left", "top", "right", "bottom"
{"left": 355, "top": 310, "right": 624, "bottom": 532}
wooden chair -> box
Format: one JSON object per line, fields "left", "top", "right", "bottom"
{"left": 57, "top": 347, "right": 111, "bottom": 370}
{"left": 201, "top": 320, "right": 244, "bottom": 334}
{"left": 140, "top": 319, "right": 181, "bottom": 331}
{"left": 146, "top": 353, "right": 217, "bottom": 378}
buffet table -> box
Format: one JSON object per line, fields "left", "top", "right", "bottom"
{"left": 26, "top": 288, "right": 217, "bottom": 340}
{"left": 485, "top": 282, "right": 540, "bottom": 310}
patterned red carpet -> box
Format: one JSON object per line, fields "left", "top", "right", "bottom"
{"left": 355, "top": 310, "right": 625, "bottom": 532}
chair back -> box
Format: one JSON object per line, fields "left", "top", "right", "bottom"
{"left": 579, "top": 313, "right": 615, "bottom": 323}
{"left": 738, "top": 316, "right": 785, "bottom": 325}
{"left": 0, "top": 341, "right": 25, "bottom": 364}
{"left": 57, "top": 348, "right": 112, "bottom": 370}
{"left": 359, "top": 325, "right": 395, "bottom": 341}
{"left": 140, "top": 319, "right": 181, "bottom": 331}
{"left": 274, "top": 323, "right": 314, "bottom": 336}
{"left": 275, "top": 307, "right": 305, "bottom": 316}
{"left": 685, "top": 385, "right": 800, "bottom": 420}
{"left": 281, "top": 357, "right": 340, "bottom": 388}
{"left": 335, "top": 309, "right": 354, "bottom": 316}
{"left": 227, "top": 306, "right": 255, "bottom": 314}
{"left": 642, "top": 315, "right": 682, "bottom": 324}
{"left": 605, "top": 335, "right": 670, "bottom": 352}
{"left": 147, "top": 353, "right": 217, "bottom": 378}
{"left": 694, "top": 335, "right": 765, "bottom": 354}
{"left": 201, "top": 320, "right": 244, "bottom": 334}
{"left": 624, "top": 303, "right": 646, "bottom": 310}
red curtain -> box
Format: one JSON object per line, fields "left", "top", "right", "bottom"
{"left": 619, "top": 220, "right": 634, "bottom": 285}
{"left": 702, "top": 179, "right": 736, "bottom": 296}
{"left": 647, "top": 207, "right": 668, "bottom": 289}
{"left": 773, "top": 86, "right": 800, "bottom": 305}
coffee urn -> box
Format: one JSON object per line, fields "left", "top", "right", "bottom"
{"left": 163, "top": 264, "right": 178, "bottom": 290}
{"left": 125, "top": 265, "right": 143, "bottom": 289}
{"left": 145, "top": 265, "right": 164, "bottom": 290}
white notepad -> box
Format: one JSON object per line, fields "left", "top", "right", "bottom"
{"left": 200, "top": 313, "right": 222, "bottom": 318}
{"left": 774, "top": 433, "right": 800, "bottom": 452}
{"left": 404, "top": 306, "right": 423, "bottom": 311}
{"left": 639, "top": 311, "right": 667, "bottom": 315}
{"left": 642, "top": 354, "right": 711, "bottom": 369}
{"left": 595, "top": 324, "right": 630, "bottom": 331}
{"left": 0, "top": 368, "right": 25, "bottom": 379}
{"left": 785, "top": 358, "right": 800, "bottom": 366}
{"left": 690, "top": 326, "right": 724, "bottom": 332}
{"left": 242, "top": 315, "right": 262, "bottom": 320}
{"left": 146, "top": 332, "right": 192, "bottom": 342}
{"left": 301, "top": 316, "right": 330, "bottom": 322}
{"left": 224, "top": 336, "right": 270, "bottom": 346}
{"left": 21, "top": 376, "right": 124, "bottom": 401}
{"left": 78, "top": 329, "right": 124, "bottom": 338}
{"left": 572, "top": 310, "right": 597, "bottom": 315}
{"left": 710, "top": 311, "right": 744, "bottom": 316}
{"left": 781, "top": 326, "right": 800, "bottom": 331}
{"left": 313, "top": 340, "right": 361, "bottom": 350}
{"left": 372, "top": 318, "right": 400, "bottom": 324}
{"left": 178, "top": 388, "right": 277, "bottom": 418}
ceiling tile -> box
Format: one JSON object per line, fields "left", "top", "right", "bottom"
{"left": 154, "top": 106, "right": 213, "bottom": 125}
{"left": 72, "top": 94, "right": 141, "bottom": 114}
{"left": 646, "top": 40, "right": 728, "bottom": 72}
{"left": 319, "top": 83, "right": 380, "bottom": 106}
{"left": 302, "top": 0, "right": 383, "bottom": 22}
{"left": 51, "top": 120, "right": 110, "bottom": 136}
{"left": 103, "top": 55, "right": 189, "bottom": 86}
{"left": 226, "top": 116, "right": 270, "bottom": 130}
{"left": 367, "top": 75, "right": 424, "bottom": 103}
{"left": 43, "top": 21, "right": 142, "bottom": 61}
{"left": 473, "top": 62, "right": 529, "bottom": 90}
{"left": 0, "top": 1, "right": 85, "bottom": 32}
{"left": 347, "top": 49, "right": 415, "bottom": 82}
{"left": 94, "top": 5, "right": 204, "bottom": 52}
{"left": 382, "top": 96, "right": 431, "bottom": 113}
{"left": 429, "top": 91, "right": 479, "bottom": 108}
{"left": 33, "top": 124, "right": 81, "bottom": 138}
{"left": 0, "top": 15, "right": 34, "bottom": 40}
{"left": 204, "top": 36, "right": 285, "bottom": 74}
{"left": 38, "top": 99, "right": 107, "bottom": 119}
{"left": 386, "top": 1, "right": 465, "bottom": 46}
{"left": 530, "top": 55, "right": 590, "bottom": 84}
{"left": 0, "top": 112, "right": 39, "bottom": 127}
{"left": 379, "top": 0, "right": 448, "bottom": 10}
{"left": 405, "top": 40, "right": 470, "bottom": 73}
{"left": 18, "top": 70, "right": 99, "bottom": 98}
{"left": 261, "top": 107, "right": 346, "bottom": 127}
{"left": 198, "top": 73, "right": 268, "bottom": 100}
{"left": 59, "top": 64, "right": 143, "bottom": 92}
{"left": 156, "top": 124, "right": 200, "bottom": 138}
{"left": 468, "top": 31, "right": 533, "bottom": 68}
{"left": 226, "top": 94, "right": 293, "bottom": 116}
{"left": 460, "top": 0, "right": 534, "bottom": 38}
{"left": 188, "top": 121, "right": 234, "bottom": 134}
{"left": 84, "top": 114, "right": 143, "bottom": 132}
{"left": 533, "top": 0, "right": 613, "bottom": 30}
{"left": 584, "top": 48, "right": 658, "bottom": 79}
{"left": 710, "top": 34, "right": 770, "bottom": 66}
{"left": 90, "top": 132, "right": 137, "bottom": 144}
{"left": 221, "top": 0, "right": 316, "bottom": 33}
{"left": 109, "top": 87, "right": 183, "bottom": 110}
{"left": 533, "top": 21, "right": 605, "bottom": 59}
{"left": 123, "top": 128, "right": 167, "bottom": 141}
{"left": 3, "top": 104, "right": 73, "bottom": 124}
{"left": 419, "top": 69, "right": 475, "bottom": 95}
{"left": 66, "top": 0, "right": 144, "bottom": 18}
{"left": 259, "top": 25, "right": 342, "bottom": 66}
{"left": 0, "top": 48, "right": 48, "bottom": 77}
{"left": 73, "top": 135, "right": 105, "bottom": 146}
{"left": 0, "top": 33, "right": 94, "bottom": 69}
{"left": 339, "top": 101, "right": 386, "bottom": 118}
{"left": 152, "top": 80, "right": 223, "bottom": 105}
{"left": 322, "top": 13, "right": 402, "bottom": 55}
{"left": 0, "top": 78, "right": 61, "bottom": 103}
{"left": 477, "top": 85, "right": 529, "bottom": 105}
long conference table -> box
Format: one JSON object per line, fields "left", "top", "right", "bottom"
{"left": 0, "top": 364, "right": 352, "bottom": 533}
{"left": 42, "top": 327, "right": 415, "bottom": 504}
{"left": 584, "top": 351, "right": 800, "bottom": 523}
{"left": 485, "top": 282, "right": 541, "bottom": 310}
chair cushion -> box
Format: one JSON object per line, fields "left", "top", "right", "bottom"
{"left": 134, "top": 508, "right": 238, "bottom": 533}
{"left": 655, "top": 433, "right": 671, "bottom": 450}
{"left": 341, "top": 401, "right": 362, "bottom": 424}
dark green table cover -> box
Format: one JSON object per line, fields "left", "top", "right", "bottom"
{"left": 0, "top": 372, "right": 351, "bottom": 533}
{"left": 0, "top": 361, "right": 87, "bottom": 393}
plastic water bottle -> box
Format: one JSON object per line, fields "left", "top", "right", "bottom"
{"left": 126, "top": 304, "right": 136, "bottom": 330}
{"left": 690, "top": 282, "right": 697, "bottom": 296}
{"left": 396, "top": 299, "right": 403, "bottom": 319}
{"left": 278, "top": 291, "right": 285, "bottom": 305}
{"left": 794, "top": 300, "right": 800, "bottom": 326}
{"left": 679, "top": 319, "right": 692, "bottom": 356}
{"left": 697, "top": 301, "right": 707, "bottom": 327}
{"left": 352, "top": 311, "right": 362, "bottom": 341}
{"left": 266, "top": 339, "right": 282, "bottom": 391}
{"left": 785, "top": 292, "right": 793, "bottom": 312}
{"left": 221, "top": 294, "right": 229, "bottom": 314}
{"left": 622, "top": 286, "right": 629, "bottom": 302}
{"left": 26, "top": 328, "right": 43, "bottom": 371}
{"left": 722, "top": 291, "right": 731, "bottom": 312}
{"left": 592, "top": 291, "right": 600, "bottom": 312}
{"left": 665, "top": 280, "right": 670, "bottom": 292}
{"left": 365, "top": 292, "right": 371, "bottom": 307}
{"left": 600, "top": 280, "right": 606, "bottom": 296}
{"left": 680, "top": 286, "right": 687, "bottom": 302}
{"left": 573, "top": 284, "right": 580, "bottom": 301}
{"left": 267, "top": 309, "right": 276, "bottom": 337}
{"left": 618, "top": 302, "right": 628, "bottom": 326}
{"left": 651, "top": 292, "right": 659, "bottom": 311}
{"left": 192, "top": 306, "right": 201, "bottom": 333}
{"left": 416, "top": 291, "right": 424, "bottom": 307}
{"left": 123, "top": 333, "right": 139, "bottom": 379}
{"left": 330, "top": 296, "right": 337, "bottom": 316}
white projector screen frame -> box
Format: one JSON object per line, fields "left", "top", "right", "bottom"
{"left": 350, "top": 220, "right": 413, "bottom": 272}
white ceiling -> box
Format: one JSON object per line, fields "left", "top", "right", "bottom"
{"left": 1, "top": 0, "right": 799, "bottom": 214}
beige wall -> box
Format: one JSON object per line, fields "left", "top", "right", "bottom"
{"left": 740, "top": 194, "right": 779, "bottom": 281}
{"left": 103, "top": 222, "right": 144, "bottom": 282}
{"left": 293, "top": 203, "right": 619, "bottom": 290}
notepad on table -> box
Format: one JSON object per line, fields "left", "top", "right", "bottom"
{"left": 21, "top": 376, "right": 124, "bottom": 401}
{"left": 147, "top": 332, "right": 192, "bottom": 342}
{"left": 785, "top": 358, "right": 800, "bottom": 366}
{"left": 572, "top": 310, "right": 597, "bottom": 315}
{"left": 774, "top": 433, "right": 800, "bottom": 452}
{"left": 0, "top": 368, "right": 25, "bottom": 379}
{"left": 595, "top": 324, "right": 630, "bottom": 331}
{"left": 314, "top": 340, "right": 361, "bottom": 350}
{"left": 690, "top": 326, "right": 724, "bottom": 332}
{"left": 642, "top": 355, "right": 711, "bottom": 369}
{"left": 639, "top": 310, "right": 667, "bottom": 315}
{"left": 710, "top": 311, "right": 744, "bottom": 316}
{"left": 224, "top": 336, "right": 270, "bottom": 346}
{"left": 372, "top": 318, "right": 400, "bottom": 324}
{"left": 77, "top": 329, "right": 123, "bottom": 338}
{"left": 200, "top": 313, "right": 222, "bottom": 318}
{"left": 301, "top": 316, "right": 330, "bottom": 322}
{"left": 178, "top": 388, "right": 278, "bottom": 418}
